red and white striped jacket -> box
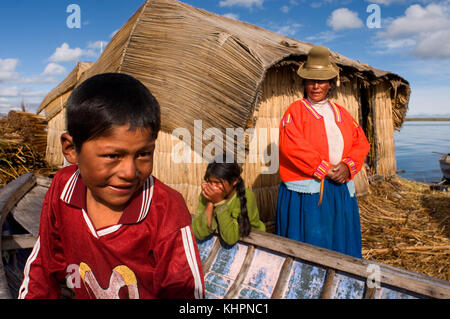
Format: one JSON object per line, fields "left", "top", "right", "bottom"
{"left": 279, "top": 98, "right": 370, "bottom": 183}
{"left": 19, "top": 165, "right": 204, "bottom": 299}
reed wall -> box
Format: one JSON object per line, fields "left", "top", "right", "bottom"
{"left": 332, "top": 77, "right": 370, "bottom": 196}
{"left": 373, "top": 82, "right": 397, "bottom": 176}
{"left": 45, "top": 110, "right": 65, "bottom": 167}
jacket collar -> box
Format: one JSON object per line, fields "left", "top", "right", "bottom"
{"left": 301, "top": 98, "right": 342, "bottom": 124}
{"left": 60, "top": 169, "right": 154, "bottom": 225}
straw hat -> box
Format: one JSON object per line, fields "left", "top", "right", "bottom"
{"left": 297, "top": 46, "right": 339, "bottom": 81}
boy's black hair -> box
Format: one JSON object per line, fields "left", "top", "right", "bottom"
{"left": 204, "top": 154, "right": 251, "bottom": 238}
{"left": 66, "top": 73, "right": 161, "bottom": 152}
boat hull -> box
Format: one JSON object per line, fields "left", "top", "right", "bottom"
{"left": 1, "top": 173, "right": 450, "bottom": 299}
{"left": 439, "top": 155, "right": 450, "bottom": 180}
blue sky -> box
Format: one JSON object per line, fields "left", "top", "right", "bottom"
{"left": 1, "top": 0, "right": 449, "bottom": 116}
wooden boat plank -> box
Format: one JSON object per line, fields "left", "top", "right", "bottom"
{"left": 197, "top": 236, "right": 221, "bottom": 274}
{"left": 235, "top": 247, "right": 285, "bottom": 299}
{"left": 320, "top": 269, "right": 336, "bottom": 299}
{"left": 10, "top": 185, "right": 46, "bottom": 237}
{"left": 376, "top": 286, "right": 418, "bottom": 299}
{"left": 3, "top": 249, "right": 33, "bottom": 299}
{"left": 0, "top": 173, "right": 36, "bottom": 300}
{"left": 2, "top": 234, "right": 37, "bottom": 251}
{"left": 271, "top": 257, "right": 293, "bottom": 299}
{"left": 203, "top": 242, "right": 249, "bottom": 299}
{"left": 196, "top": 236, "right": 218, "bottom": 265}
{"left": 225, "top": 245, "right": 255, "bottom": 299}
{"left": 0, "top": 173, "right": 36, "bottom": 225}
{"left": 363, "top": 285, "right": 378, "bottom": 299}
{"left": 2, "top": 174, "right": 450, "bottom": 299}
{"left": 332, "top": 272, "right": 365, "bottom": 299}
{"left": 0, "top": 263, "right": 11, "bottom": 299}
{"left": 242, "top": 230, "right": 450, "bottom": 298}
{"left": 35, "top": 175, "right": 52, "bottom": 188}
{"left": 281, "top": 259, "right": 327, "bottom": 299}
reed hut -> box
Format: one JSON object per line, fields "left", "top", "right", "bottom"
{"left": 37, "top": 62, "right": 93, "bottom": 166}
{"left": 37, "top": 0, "right": 410, "bottom": 231}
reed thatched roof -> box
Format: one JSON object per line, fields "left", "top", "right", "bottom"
{"left": 37, "top": 62, "right": 93, "bottom": 119}
{"left": 37, "top": 0, "right": 410, "bottom": 132}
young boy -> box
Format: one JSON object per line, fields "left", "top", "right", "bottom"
{"left": 18, "top": 73, "right": 204, "bottom": 299}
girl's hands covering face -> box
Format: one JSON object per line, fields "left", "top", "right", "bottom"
{"left": 201, "top": 181, "right": 225, "bottom": 204}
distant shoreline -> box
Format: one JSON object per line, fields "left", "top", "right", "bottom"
{"left": 405, "top": 118, "right": 450, "bottom": 122}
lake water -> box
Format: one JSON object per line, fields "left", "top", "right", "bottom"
{"left": 394, "top": 121, "right": 450, "bottom": 184}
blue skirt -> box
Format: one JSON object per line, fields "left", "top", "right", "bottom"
{"left": 275, "top": 180, "right": 362, "bottom": 258}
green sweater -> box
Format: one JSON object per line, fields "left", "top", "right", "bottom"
{"left": 192, "top": 189, "right": 266, "bottom": 245}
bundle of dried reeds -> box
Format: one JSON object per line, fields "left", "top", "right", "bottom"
{"left": 359, "top": 176, "right": 450, "bottom": 281}
{"left": 0, "top": 111, "right": 55, "bottom": 186}
{"left": 0, "top": 111, "right": 47, "bottom": 154}
{"left": 0, "top": 140, "right": 53, "bottom": 186}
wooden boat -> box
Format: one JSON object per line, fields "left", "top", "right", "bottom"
{"left": 439, "top": 154, "right": 450, "bottom": 180}
{"left": 1, "top": 173, "right": 450, "bottom": 299}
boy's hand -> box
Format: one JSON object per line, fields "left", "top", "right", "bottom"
{"left": 201, "top": 182, "right": 225, "bottom": 204}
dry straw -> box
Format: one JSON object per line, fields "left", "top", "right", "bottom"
{"left": 0, "top": 111, "right": 55, "bottom": 186}
{"left": 360, "top": 176, "right": 449, "bottom": 281}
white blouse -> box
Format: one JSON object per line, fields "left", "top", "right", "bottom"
{"left": 307, "top": 98, "right": 344, "bottom": 165}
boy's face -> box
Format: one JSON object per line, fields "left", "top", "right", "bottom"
{"left": 74, "top": 124, "right": 156, "bottom": 212}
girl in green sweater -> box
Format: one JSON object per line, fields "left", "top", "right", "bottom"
{"left": 192, "top": 158, "right": 266, "bottom": 245}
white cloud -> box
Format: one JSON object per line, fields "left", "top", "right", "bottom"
{"left": 49, "top": 43, "right": 84, "bottom": 63}
{"left": 17, "top": 76, "right": 58, "bottom": 85}
{"left": 271, "top": 23, "right": 302, "bottom": 37}
{"left": 383, "top": 4, "right": 450, "bottom": 38}
{"left": 87, "top": 40, "right": 108, "bottom": 51}
{"left": 0, "top": 86, "right": 20, "bottom": 97}
{"left": 85, "top": 40, "right": 108, "bottom": 57}
{"left": 0, "top": 85, "right": 48, "bottom": 114}
{"left": 413, "top": 30, "right": 450, "bottom": 58}
{"left": 368, "top": 0, "right": 405, "bottom": 5}
{"left": 110, "top": 29, "right": 120, "bottom": 38}
{"left": 42, "top": 63, "right": 67, "bottom": 76}
{"left": 0, "top": 58, "right": 19, "bottom": 83}
{"left": 222, "top": 13, "right": 240, "bottom": 20}
{"left": 0, "top": 86, "right": 46, "bottom": 98}
{"left": 327, "top": 8, "right": 364, "bottom": 31}
{"left": 48, "top": 40, "right": 108, "bottom": 64}
{"left": 367, "top": 0, "right": 433, "bottom": 5}
{"left": 219, "top": 0, "right": 264, "bottom": 9}
{"left": 0, "top": 99, "right": 42, "bottom": 115}
{"left": 20, "top": 88, "right": 47, "bottom": 98}
{"left": 377, "top": 3, "right": 450, "bottom": 58}
{"left": 306, "top": 31, "right": 343, "bottom": 44}
{"left": 310, "top": 0, "right": 334, "bottom": 8}
{"left": 281, "top": 6, "right": 290, "bottom": 13}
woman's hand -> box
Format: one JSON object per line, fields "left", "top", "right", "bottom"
{"left": 201, "top": 182, "right": 225, "bottom": 204}
{"left": 326, "top": 163, "right": 350, "bottom": 184}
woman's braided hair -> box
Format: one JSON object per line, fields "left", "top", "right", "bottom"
{"left": 204, "top": 156, "right": 251, "bottom": 238}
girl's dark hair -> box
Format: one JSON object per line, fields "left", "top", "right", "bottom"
{"left": 66, "top": 73, "right": 161, "bottom": 152}
{"left": 205, "top": 156, "right": 251, "bottom": 238}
